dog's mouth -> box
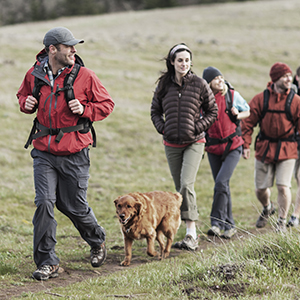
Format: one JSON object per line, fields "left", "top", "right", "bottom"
{"left": 119, "top": 215, "right": 132, "bottom": 225}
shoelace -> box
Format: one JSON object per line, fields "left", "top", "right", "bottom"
{"left": 91, "top": 247, "right": 102, "bottom": 255}
{"left": 39, "top": 265, "right": 52, "bottom": 273}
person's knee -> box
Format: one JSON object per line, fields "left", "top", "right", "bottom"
{"left": 214, "top": 181, "right": 228, "bottom": 193}
{"left": 277, "top": 185, "right": 290, "bottom": 196}
{"left": 255, "top": 188, "right": 269, "bottom": 201}
{"left": 35, "top": 198, "right": 55, "bottom": 209}
{"left": 33, "top": 198, "right": 56, "bottom": 222}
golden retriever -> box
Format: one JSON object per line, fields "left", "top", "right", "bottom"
{"left": 114, "top": 191, "right": 182, "bottom": 266}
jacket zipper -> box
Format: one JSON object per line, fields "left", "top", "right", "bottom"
{"left": 178, "top": 91, "right": 182, "bottom": 142}
{"left": 47, "top": 83, "right": 57, "bottom": 152}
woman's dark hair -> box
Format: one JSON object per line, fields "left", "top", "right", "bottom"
{"left": 155, "top": 43, "right": 192, "bottom": 100}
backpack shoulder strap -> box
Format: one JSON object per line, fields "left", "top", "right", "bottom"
{"left": 32, "top": 76, "right": 47, "bottom": 102}
{"left": 225, "top": 84, "right": 233, "bottom": 111}
{"left": 261, "top": 89, "right": 270, "bottom": 121}
{"left": 62, "top": 63, "right": 97, "bottom": 147}
{"left": 63, "top": 63, "right": 81, "bottom": 103}
{"left": 285, "top": 89, "right": 295, "bottom": 122}
{"left": 225, "top": 82, "right": 239, "bottom": 125}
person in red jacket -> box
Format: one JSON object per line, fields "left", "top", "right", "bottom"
{"left": 17, "top": 27, "right": 114, "bottom": 280}
{"left": 203, "top": 67, "right": 250, "bottom": 239}
{"left": 242, "top": 62, "right": 300, "bottom": 232}
{"left": 288, "top": 66, "right": 300, "bottom": 227}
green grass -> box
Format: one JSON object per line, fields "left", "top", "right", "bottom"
{"left": 1, "top": 0, "right": 300, "bottom": 298}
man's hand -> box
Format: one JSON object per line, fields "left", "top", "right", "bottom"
{"left": 68, "top": 99, "right": 84, "bottom": 115}
{"left": 25, "top": 96, "right": 38, "bottom": 111}
{"left": 242, "top": 148, "right": 250, "bottom": 159}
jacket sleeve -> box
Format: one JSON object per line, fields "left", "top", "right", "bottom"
{"left": 80, "top": 70, "right": 114, "bottom": 122}
{"left": 241, "top": 93, "right": 262, "bottom": 149}
{"left": 150, "top": 86, "right": 165, "bottom": 135}
{"left": 195, "top": 80, "right": 218, "bottom": 134}
{"left": 17, "top": 68, "right": 36, "bottom": 114}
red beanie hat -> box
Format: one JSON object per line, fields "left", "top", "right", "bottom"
{"left": 269, "top": 62, "right": 292, "bottom": 83}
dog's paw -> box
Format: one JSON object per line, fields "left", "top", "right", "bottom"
{"left": 163, "top": 251, "right": 170, "bottom": 259}
{"left": 147, "top": 250, "right": 158, "bottom": 257}
{"left": 120, "top": 260, "right": 131, "bottom": 267}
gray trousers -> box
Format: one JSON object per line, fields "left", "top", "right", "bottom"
{"left": 207, "top": 146, "right": 242, "bottom": 230}
{"left": 164, "top": 143, "right": 204, "bottom": 221}
{"left": 31, "top": 148, "right": 105, "bottom": 268}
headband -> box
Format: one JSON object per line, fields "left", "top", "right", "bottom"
{"left": 170, "top": 44, "right": 191, "bottom": 57}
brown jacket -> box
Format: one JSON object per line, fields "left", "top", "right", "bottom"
{"left": 151, "top": 72, "right": 218, "bottom": 145}
{"left": 241, "top": 83, "right": 300, "bottom": 163}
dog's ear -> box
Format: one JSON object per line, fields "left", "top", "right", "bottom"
{"left": 134, "top": 201, "right": 142, "bottom": 216}
{"left": 114, "top": 197, "right": 120, "bottom": 207}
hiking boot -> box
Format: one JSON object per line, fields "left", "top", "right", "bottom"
{"left": 91, "top": 243, "right": 107, "bottom": 267}
{"left": 256, "top": 202, "right": 275, "bottom": 228}
{"left": 207, "top": 226, "right": 221, "bottom": 237}
{"left": 181, "top": 234, "right": 198, "bottom": 251}
{"left": 32, "top": 264, "right": 59, "bottom": 281}
{"left": 221, "top": 228, "right": 237, "bottom": 239}
{"left": 275, "top": 219, "right": 287, "bottom": 233}
{"left": 287, "top": 215, "right": 299, "bottom": 227}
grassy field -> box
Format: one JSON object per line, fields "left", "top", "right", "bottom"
{"left": 1, "top": 0, "right": 300, "bottom": 299}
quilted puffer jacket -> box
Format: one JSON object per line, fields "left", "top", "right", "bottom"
{"left": 151, "top": 72, "right": 218, "bottom": 145}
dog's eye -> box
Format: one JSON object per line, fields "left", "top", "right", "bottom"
{"left": 127, "top": 205, "right": 131, "bottom": 208}
{"left": 117, "top": 204, "right": 121, "bottom": 208}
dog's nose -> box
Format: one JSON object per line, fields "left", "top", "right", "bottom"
{"left": 119, "top": 213, "right": 125, "bottom": 220}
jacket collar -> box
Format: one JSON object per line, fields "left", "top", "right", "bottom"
{"left": 171, "top": 70, "right": 192, "bottom": 86}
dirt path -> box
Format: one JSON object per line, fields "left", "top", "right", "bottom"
{"left": 0, "top": 228, "right": 269, "bottom": 299}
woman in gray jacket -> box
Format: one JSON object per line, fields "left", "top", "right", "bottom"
{"left": 151, "top": 43, "right": 218, "bottom": 250}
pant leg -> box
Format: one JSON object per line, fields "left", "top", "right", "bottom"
{"left": 164, "top": 145, "right": 183, "bottom": 193}
{"left": 165, "top": 143, "right": 204, "bottom": 221}
{"left": 208, "top": 146, "right": 242, "bottom": 230}
{"left": 180, "top": 143, "right": 204, "bottom": 221}
{"left": 55, "top": 148, "right": 105, "bottom": 248}
{"left": 31, "top": 148, "right": 60, "bottom": 268}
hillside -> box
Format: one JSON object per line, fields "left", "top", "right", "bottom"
{"left": 1, "top": 0, "right": 300, "bottom": 299}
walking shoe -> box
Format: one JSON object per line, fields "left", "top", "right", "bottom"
{"left": 91, "top": 243, "right": 107, "bottom": 267}
{"left": 32, "top": 264, "right": 59, "bottom": 281}
{"left": 256, "top": 202, "right": 275, "bottom": 228}
{"left": 181, "top": 234, "right": 198, "bottom": 251}
{"left": 172, "top": 234, "right": 198, "bottom": 251}
{"left": 221, "top": 228, "right": 237, "bottom": 239}
{"left": 287, "top": 215, "right": 299, "bottom": 227}
{"left": 207, "top": 226, "right": 221, "bottom": 237}
{"left": 275, "top": 219, "right": 287, "bottom": 233}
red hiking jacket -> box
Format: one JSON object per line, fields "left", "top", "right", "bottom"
{"left": 17, "top": 50, "right": 114, "bottom": 155}
{"left": 242, "top": 83, "right": 300, "bottom": 163}
{"left": 205, "top": 90, "right": 244, "bottom": 155}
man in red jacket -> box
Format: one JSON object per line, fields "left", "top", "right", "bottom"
{"left": 242, "top": 62, "right": 300, "bottom": 233}
{"left": 17, "top": 27, "right": 114, "bottom": 280}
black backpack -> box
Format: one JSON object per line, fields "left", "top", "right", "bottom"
{"left": 224, "top": 82, "right": 241, "bottom": 128}
{"left": 24, "top": 55, "right": 96, "bottom": 149}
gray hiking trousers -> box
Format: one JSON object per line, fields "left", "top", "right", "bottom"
{"left": 164, "top": 142, "right": 204, "bottom": 221}
{"left": 31, "top": 148, "right": 105, "bottom": 268}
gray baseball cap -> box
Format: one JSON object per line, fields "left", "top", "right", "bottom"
{"left": 43, "top": 27, "right": 84, "bottom": 47}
